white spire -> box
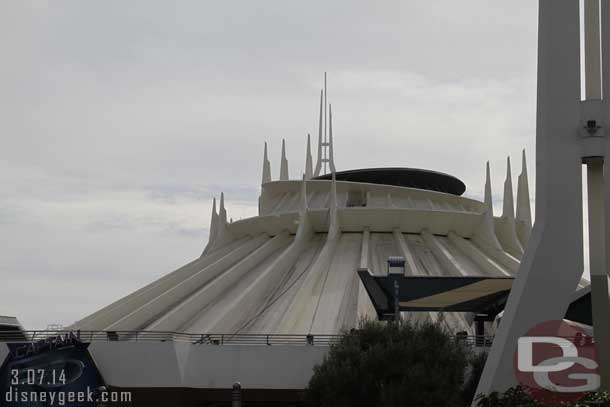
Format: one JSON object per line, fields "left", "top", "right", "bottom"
{"left": 324, "top": 72, "right": 328, "bottom": 175}
{"left": 485, "top": 161, "right": 493, "bottom": 215}
{"left": 484, "top": 161, "right": 494, "bottom": 216}
{"left": 516, "top": 149, "right": 532, "bottom": 244}
{"left": 516, "top": 150, "right": 531, "bottom": 224}
{"left": 472, "top": 161, "right": 504, "bottom": 252}
{"left": 209, "top": 197, "right": 219, "bottom": 242}
{"left": 496, "top": 156, "right": 524, "bottom": 258}
{"left": 502, "top": 156, "right": 515, "bottom": 219}
{"left": 312, "top": 74, "right": 337, "bottom": 176}
{"left": 201, "top": 197, "right": 220, "bottom": 255}
{"left": 262, "top": 142, "right": 272, "bottom": 184}
{"left": 314, "top": 89, "right": 323, "bottom": 177}
{"left": 280, "top": 139, "right": 289, "bottom": 181}
{"left": 219, "top": 192, "right": 227, "bottom": 226}
{"left": 328, "top": 104, "right": 336, "bottom": 173}
{"left": 305, "top": 134, "right": 313, "bottom": 180}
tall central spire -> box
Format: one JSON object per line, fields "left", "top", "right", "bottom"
{"left": 328, "top": 104, "right": 336, "bottom": 174}
{"left": 324, "top": 72, "right": 328, "bottom": 174}
{"left": 313, "top": 72, "right": 336, "bottom": 176}
{"left": 314, "top": 89, "right": 323, "bottom": 177}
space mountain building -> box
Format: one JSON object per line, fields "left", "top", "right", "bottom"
{"left": 7, "top": 88, "right": 591, "bottom": 407}
{"left": 71, "top": 91, "right": 534, "bottom": 338}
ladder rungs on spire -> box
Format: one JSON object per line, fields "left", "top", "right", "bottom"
{"left": 313, "top": 73, "right": 337, "bottom": 176}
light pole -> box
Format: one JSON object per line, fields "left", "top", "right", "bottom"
{"left": 387, "top": 256, "right": 406, "bottom": 323}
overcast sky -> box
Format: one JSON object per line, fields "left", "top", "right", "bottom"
{"left": 1, "top": 1, "right": 546, "bottom": 330}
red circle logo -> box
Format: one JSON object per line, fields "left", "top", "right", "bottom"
{"left": 513, "top": 320, "right": 599, "bottom": 405}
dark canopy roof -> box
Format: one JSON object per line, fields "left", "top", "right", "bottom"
{"left": 313, "top": 167, "right": 466, "bottom": 196}
{"left": 357, "top": 270, "right": 593, "bottom": 326}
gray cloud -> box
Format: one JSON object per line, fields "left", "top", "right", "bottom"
{"left": 1, "top": 0, "right": 547, "bottom": 329}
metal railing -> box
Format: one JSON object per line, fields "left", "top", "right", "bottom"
{"left": 0, "top": 331, "right": 341, "bottom": 346}
{"left": 0, "top": 330, "right": 496, "bottom": 348}
{"left": 456, "top": 335, "right": 494, "bottom": 348}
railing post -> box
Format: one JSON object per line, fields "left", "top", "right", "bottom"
{"left": 232, "top": 382, "right": 242, "bottom": 407}
{"left": 474, "top": 315, "right": 486, "bottom": 347}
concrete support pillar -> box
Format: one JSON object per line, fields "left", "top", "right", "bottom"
{"left": 476, "top": 0, "right": 583, "bottom": 395}
{"left": 587, "top": 0, "right": 610, "bottom": 391}
{"left": 587, "top": 158, "right": 610, "bottom": 388}
{"left": 585, "top": 0, "right": 602, "bottom": 99}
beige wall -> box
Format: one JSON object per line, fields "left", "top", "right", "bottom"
{"left": 90, "top": 342, "right": 328, "bottom": 389}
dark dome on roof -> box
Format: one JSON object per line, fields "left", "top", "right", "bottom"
{"left": 313, "top": 167, "right": 466, "bottom": 196}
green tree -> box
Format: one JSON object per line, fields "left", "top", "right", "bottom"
{"left": 463, "top": 351, "right": 489, "bottom": 404}
{"left": 473, "top": 387, "right": 610, "bottom": 407}
{"left": 306, "top": 319, "right": 470, "bottom": 407}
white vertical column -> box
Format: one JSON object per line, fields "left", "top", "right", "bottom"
{"left": 596, "top": 0, "right": 610, "bottom": 390}
{"left": 586, "top": 0, "right": 602, "bottom": 99}
{"left": 360, "top": 228, "right": 370, "bottom": 270}
{"left": 588, "top": 157, "right": 610, "bottom": 389}
{"left": 476, "top": 0, "right": 583, "bottom": 395}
